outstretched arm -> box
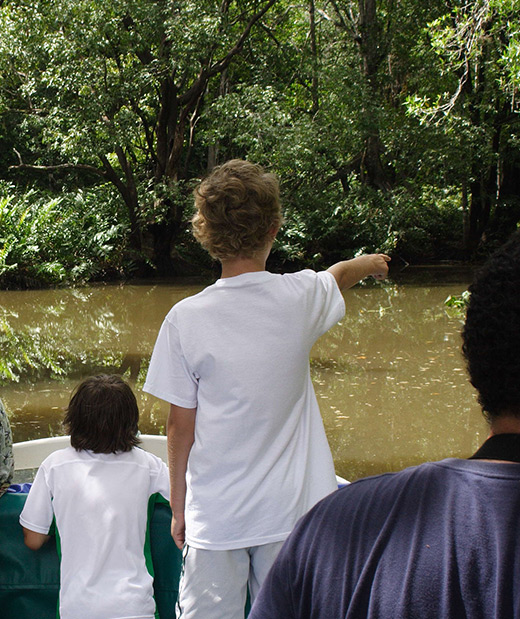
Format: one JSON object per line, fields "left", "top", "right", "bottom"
{"left": 167, "top": 404, "right": 196, "bottom": 550}
{"left": 327, "top": 254, "right": 390, "bottom": 291}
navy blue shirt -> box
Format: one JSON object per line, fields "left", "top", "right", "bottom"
{"left": 250, "top": 459, "right": 520, "bottom": 618}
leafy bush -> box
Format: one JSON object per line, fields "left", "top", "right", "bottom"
{"left": 0, "top": 182, "right": 131, "bottom": 288}
{"left": 271, "top": 179, "right": 464, "bottom": 270}
{"left": 388, "top": 185, "right": 464, "bottom": 262}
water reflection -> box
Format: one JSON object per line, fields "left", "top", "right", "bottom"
{"left": 0, "top": 282, "right": 206, "bottom": 441}
{"left": 313, "top": 280, "right": 486, "bottom": 479}
{"left": 0, "top": 272, "right": 487, "bottom": 481}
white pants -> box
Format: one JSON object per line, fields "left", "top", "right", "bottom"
{"left": 175, "top": 541, "right": 284, "bottom": 619}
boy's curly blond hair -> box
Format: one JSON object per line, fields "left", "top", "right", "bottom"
{"left": 192, "top": 159, "right": 283, "bottom": 261}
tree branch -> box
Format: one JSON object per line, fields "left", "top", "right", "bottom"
{"left": 328, "top": 0, "right": 360, "bottom": 41}
{"left": 178, "top": 0, "right": 277, "bottom": 105}
{"left": 122, "top": 11, "right": 155, "bottom": 65}
{"left": 9, "top": 158, "right": 106, "bottom": 178}
{"left": 129, "top": 98, "right": 157, "bottom": 164}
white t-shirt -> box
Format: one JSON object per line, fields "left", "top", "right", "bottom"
{"left": 144, "top": 269, "right": 345, "bottom": 550}
{"left": 19, "top": 446, "right": 170, "bottom": 619}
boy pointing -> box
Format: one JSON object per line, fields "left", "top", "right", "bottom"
{"left": 144, "top": 159, "right": 389, "bottom": 618}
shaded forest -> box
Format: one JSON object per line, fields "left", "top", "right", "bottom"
{"left": 1, "top": 0, "right": 519, "bottom": 287}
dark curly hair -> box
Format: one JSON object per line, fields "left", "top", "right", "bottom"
{"left": 64, "top": 375, "right": 140, "bottom": 453}
{"left": 462, "top": 230, "right": 520, "bottom": 420}
{"left": 192, "top": 159, "right": 283, "bottom": 260}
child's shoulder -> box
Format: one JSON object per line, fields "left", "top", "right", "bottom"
{"left": 36, "top": 445, "right": 82, "bottom": 474}
{"left": 277, "top": 268, "right": 336, "bottom": 291}
{"left": 164, "top": 269, "right": 334, "bottom": 322}
{"left": 129, "top": 446, "right": 168, "bottom": 471}
{"left": 164, "top": 281, "right": 219, "bottom": 317}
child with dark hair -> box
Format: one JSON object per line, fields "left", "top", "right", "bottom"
{"left": 19, "top": 375, "right": 169, "bottom": 619}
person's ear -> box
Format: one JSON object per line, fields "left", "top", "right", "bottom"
{"left": 269, "top": 225, "right": 279, "bottom": 241}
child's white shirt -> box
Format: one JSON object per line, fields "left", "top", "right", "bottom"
{"left": 144, "top": 269, "right": 345, "bottom": 550}
{"left": 19, "top": 446, "right": 169, "bottom": 619}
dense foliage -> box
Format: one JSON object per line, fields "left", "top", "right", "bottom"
{"left": 0, "top": 0, "right": 519, "bottom": 286}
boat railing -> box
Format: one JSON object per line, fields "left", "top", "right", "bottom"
{"left": 13, "top": 434, "right": 169, "bottom": 471}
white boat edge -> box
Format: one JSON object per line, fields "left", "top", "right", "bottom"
{"left": 13, "top": 435, "right": 168, "bottom": 470}
{"left": 13, "top": 435, "right": 349, "bottom": 486}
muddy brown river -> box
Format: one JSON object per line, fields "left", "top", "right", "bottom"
{"left": 0, "top": 267, "right": 487, "bottom": 481}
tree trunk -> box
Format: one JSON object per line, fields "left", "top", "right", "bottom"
{"left": 361, "top": 133, "right": 390, "bottom": 191}
{"left": 485, "top": 119, "right": 520, "bottom": 243}
{"left": 147, "top": 0, "right": 277, "bottom": 272}
{"left": 467, "top": 170, "right": 495, "bottom": 255}
{"left": 99, "top": 153, "right": 142, "bottom": 252}
{"left": 309, "top": 0, "right": 319, "bottom": 115}
{"left": 354, "top": 0, "right": 392, "bottom": 190}
{"left": 461, "top": 177, "right": 470, "bottom": 253}
{"left": 149, "top": 196, "right": 185, "bottom": 275}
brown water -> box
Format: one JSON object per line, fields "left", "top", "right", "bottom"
{"left": 0, "top": 268, "right": 487, "bottom": 481}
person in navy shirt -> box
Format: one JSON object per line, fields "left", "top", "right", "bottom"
{"left": 250, "top": 229, "right": 520, "bottom": 619}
